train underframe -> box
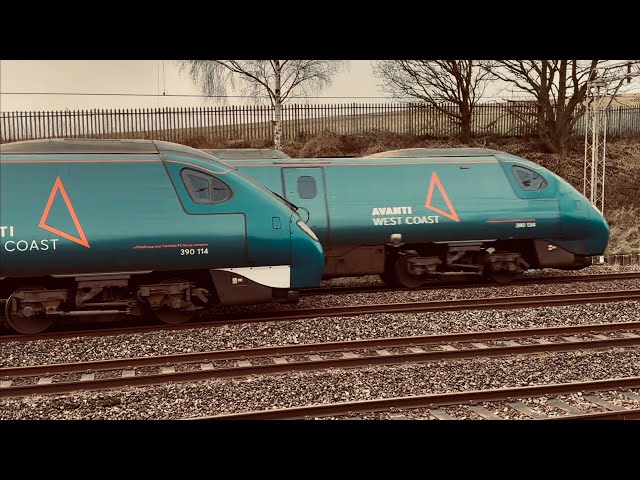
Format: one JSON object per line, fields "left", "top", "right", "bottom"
{"left": 323, "top": 239, "right": 592, "bottom": 288}
{"left": 0, "top": 269, "right": 299, "bottom": 335}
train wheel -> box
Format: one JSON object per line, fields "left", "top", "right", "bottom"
{"left": 153, "top": 308, "right": 197, "bottom": 325}
{"left": 152, "top": 279, "right": 199, "bottom": 325}
{"left": 380, "top": 254, "right": 401, "bottom": 286}
{"left": 489, "top": 270, "right": 518, "bottom": 284}
{"left": 4, "top": 286, "right": 52, "bottom": 335}
{"left": 393, "top": 257, "right": 424, "bottom": 289}
{"left": 379, "top": 270, "right": 398, "bottom": 286}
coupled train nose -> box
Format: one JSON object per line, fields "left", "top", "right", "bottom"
{"left": 290, "top": 216, "right": 324, "bottom": 289}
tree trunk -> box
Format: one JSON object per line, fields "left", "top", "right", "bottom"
{"left": 540, "top": 133, "right": 561, "bottom": 154}
{"left": 555, "top": 127, "right": 572, "bottom": 153}
{"left": 460, "top": 107, "right": 472, "bottom": 144}
{"left": 274, "top": 102, "right": 282, "bottom": 151}
{"left": 273, "top": 60, "right": 283, "bottom": 151}
{"left": 536, "top": 105, "right": 551, "bottom": 152}
{"left": 543, "top": 110, "right": 573, "bottom": 154}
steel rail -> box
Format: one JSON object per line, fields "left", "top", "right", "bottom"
{"left": 3, "top": 289, "right": 639, "bottom": 343}
{"left": 188, "top": 377, "right": 640, "bottom": 420}
{"left": 3, "top": 320, "right": 639, "bottom": 377}
{"left": 2, "top": 331, "right": 638, "bottom": 398}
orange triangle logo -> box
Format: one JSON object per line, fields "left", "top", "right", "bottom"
{"left": 425, "top": 172, "right": 460, "bottom": 222}
{"left": 39, "top": 177, "right": 90, "bottom": 248}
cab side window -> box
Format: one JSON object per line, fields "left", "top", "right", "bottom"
{"left": 512, "top": 165, "right": 548, "bottom": 190}
{"left": 297, "top": 176, "right": 317, "bottom": 199}
{"left": 181, "top": 169, "right": 232, "bottom": 204}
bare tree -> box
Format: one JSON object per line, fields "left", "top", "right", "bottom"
{"left": 178, "top": 60, "right": 348, "bottom": 150}
{"left": 373, "top": 60, "right": 495, "bottom": 143}
{"left": 486, "top": 60, "right": 599, "bottom": 153}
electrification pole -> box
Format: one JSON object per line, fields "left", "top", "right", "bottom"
{"left": 583, "top": 60, "right": 640, "bottom": 214}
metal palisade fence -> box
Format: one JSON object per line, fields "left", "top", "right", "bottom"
{"left": 1, "top": 102, "right": 639, "bottom": 144}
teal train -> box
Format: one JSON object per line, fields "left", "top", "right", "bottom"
{"left": 204, "top": 148, "right": 610, "bottom": 287}
{"left": 0, "top": 139, "right": 324, "bottom": 334}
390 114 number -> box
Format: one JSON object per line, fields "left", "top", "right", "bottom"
{"left": 180, "top": 248, "right": 209, "bottom": 255}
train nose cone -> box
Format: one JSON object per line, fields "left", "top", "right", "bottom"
{"left": 589, "top": 209, "right": 610, "bottom": 255}
{"left": 290, "top": 217, "right": 324, "bottom": 288}
{"left": 562, "top": 192, "right": 611, "bottom": 256}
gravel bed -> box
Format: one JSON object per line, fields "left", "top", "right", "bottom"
{"left": 325, "top": 388, "right": 640, "bottom": 420}
{"left": 317, "top": 352, "right": 347, "bottom": 360}
{"left": 1, "top": 348, "right": 638, "bottom": 419}
{"left": 592, "top": 390, "right": 640, "bottom": 409}
{"left": 134, "top": 366, "right": 160, "bottom": 376}
{"left": 517, "top": 338, "right": 548, "bottom": 345}
{"left": 518, "top": 396, "right": 585, "bottom": 417}
{"left": 212, "top": 360, "right": 237, "bottom": 369}
{"left": 2, "top": 301, "right": 639, "bottom": 368}
{"left": 205, "top": 278, "right": 640, "bottom": 314}
{"left": 421, "top": 344, "right": 445, "bottom": 352}
{"left": 177, "top": 364, "right": 201, "bottom": 372}
{"left": 94, "top": 370, "right": 121, "bottom": 380}
{"left": 241, "top": 356, "right": 274, "bottom": 366}
{"left": 441, "top": 406, "right": 484, "bottom": 420}
{"left": 4, "top": 376, "right": 38, "bottom": 387}
{"left": 320, "top": 265, "right": 640, "bottom": 288}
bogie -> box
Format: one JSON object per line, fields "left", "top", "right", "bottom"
{"left": 1, "top": 272, "right": 213, "bottom": 333}
{"left": 378, "top": 241, "right": 532, "bottom": 288}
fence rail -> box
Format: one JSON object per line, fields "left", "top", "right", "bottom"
{"left": 1, "top": 103, "right": 639, "bottom": 144}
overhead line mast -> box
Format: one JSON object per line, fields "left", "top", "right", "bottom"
{"left": 583, "top": 60, "right": 640, "bottom": 214}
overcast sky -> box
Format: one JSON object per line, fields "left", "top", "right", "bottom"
{"left": 0, "top": 60, "right": 386, "bottom": 111}
{"left": 1, "top": 60, "right": 638, "bottom": 112}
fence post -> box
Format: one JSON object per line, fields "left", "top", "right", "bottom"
{"left": 409, "top": 103, "right": 414, "bottom": 135}
{"left": 618, "top": 106, "right": 622, "bottom": 135}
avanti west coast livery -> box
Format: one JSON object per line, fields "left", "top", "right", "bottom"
{"left": 0, "top": 139, "right": 324, "bottom": 334}
{"left": 204, "top": 148, "right": 610, "bottom": 287}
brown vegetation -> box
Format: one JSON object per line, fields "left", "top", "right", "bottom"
{"left": 607, "top": 206, "right": 640, "bottom": 254}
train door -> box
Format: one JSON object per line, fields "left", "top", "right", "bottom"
{"left": 282, "top": 167, "right": 329, "bottom": 243}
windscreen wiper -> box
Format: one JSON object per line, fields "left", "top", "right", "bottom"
{"left": 269, "top": 189, "right": 300, "bottom": 212}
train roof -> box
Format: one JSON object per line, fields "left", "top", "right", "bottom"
{"left": 211, "top": 147, "right": 525, "bottom": 167}
{"left": 1, "top": 138, "right": 160, "bottom": 154}
{"left": 365, "top": 148, "right": 503, "bottom": 158}
{"left": 0, "top": 138, "right": 228, "bottom": 167}
{"left": 2, "top": 142, "right": 542, "bottom": 170}
{"left": 202, "top": 148, "right": 291, "bottom": 160}
{"left": 0, "top": 139, "right": 220, "bottom": 157}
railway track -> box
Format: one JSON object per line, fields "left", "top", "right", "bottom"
{"left": 191, "top": 378, "right": 640, "bottom": 420}
{"left": 305, "top": 272, "right": 640, "bottom": 296}
{"left": 2, "top": 321, "right": 638, "bottom": 399}
{"left": 2, "top": 288, "right": 639, "bottom": 342}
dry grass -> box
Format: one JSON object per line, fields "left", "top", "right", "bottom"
{"left": 606, "top": 206, "right": 640, "bottom": 254}
{"left": 189, "top": 136, "right": 275, "bottom": 150}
